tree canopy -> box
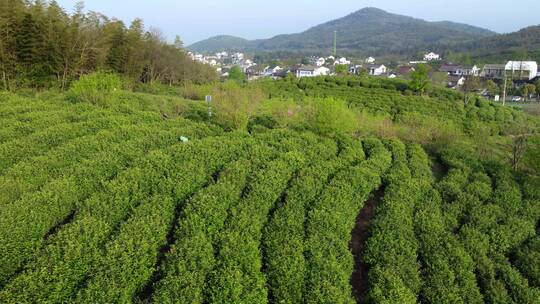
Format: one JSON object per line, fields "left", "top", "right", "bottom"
{"left": 0, "top": 0, "right": 217, "bottom": 90}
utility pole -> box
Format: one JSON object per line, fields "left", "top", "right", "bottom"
{"left": 333, "top": 31, "right": 337, "bottom": 57}
{"left": 503, "top": 68, "right": 507, "bottom": 106}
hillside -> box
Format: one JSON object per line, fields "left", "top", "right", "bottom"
{"left": 443, "top": 25, "right": 540, "bottom": 63}
{"left": 189, "top": 35, "right": 252, "bottom": 52}
{"left": 0, "top": 74, "right": 539, "bottom": 303}
{"left": 189, "top": 7, "right": 496, "bottom": 55}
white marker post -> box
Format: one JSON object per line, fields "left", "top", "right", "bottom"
{"left": 205, "top": 95, "right": 212, "bottom": 117}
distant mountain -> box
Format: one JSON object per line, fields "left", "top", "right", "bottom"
{"left": 189, "top": 35, "right": 251, "bottom": 53}
{"left": 432, "top": 21, "right": 496, "bottom": 37}
{"left": 189, "top": 7, "right": 496, "bottom": 55}
{"left": 445, "top": 25, "right": 540, "bottom": 63}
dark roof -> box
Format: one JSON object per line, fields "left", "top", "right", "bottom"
{"left": 398, "top": 66, "right": 415, "bottom": 74}
{"left": 273, "top": 69, "right": 289, "bottom": 78}
{"left": 291, "top": 64, "right": 316, "bottom": 72}
{"left": 440, "top": 64, "right": 461, "bottom": 72}
{"left": 364, "top": 64, "right": 384, "bottom": 69}
{"left": 483, "top": 64, "right": 505, "bottom": 69}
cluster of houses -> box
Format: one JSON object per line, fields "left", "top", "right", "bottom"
{"left": 437, "top": 61, "right": 539, "bottom": 89}
{"left": 190, "top": 50, "right": 540, "bottom": 95}
{"left": 243, "top": 52, "right": 445, "bottom": 80}
{"left": 188, "top": 51, "right": 257, "bottom": 76}
{"left": 245, "top": 55, "right": 392, "bottom": 80}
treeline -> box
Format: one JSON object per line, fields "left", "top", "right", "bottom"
{"left": 0, "top": 0, "right": 217, "bottom": 89}
{"left": 441, "top": 25, "right": 540, "bottom": 64}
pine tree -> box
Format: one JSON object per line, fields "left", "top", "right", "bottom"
{"left": 16, "top": 13, "right": 38, "bottom": 67}
{"left": 106, "top": 21, "right": 128, "bottom": 73}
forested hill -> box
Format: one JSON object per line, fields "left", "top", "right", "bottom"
{"left": 189, "top": 7, "right": 496, "bottom": 55}
{"left": 442, "top": 25, "right": 540, "bottom": 63}
{"left": 0, "top": 0, "right": 217, "bottom": 90}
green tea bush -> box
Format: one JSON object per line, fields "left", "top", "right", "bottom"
{"left": 68, "top": 72, "right": 122, "bottom": 106}
{"left": 305, "top": 98, "right": 357, "bottom": 137}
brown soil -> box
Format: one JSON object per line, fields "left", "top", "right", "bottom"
{"left": 350, "top": 187, "right": 385, "bottom": 303}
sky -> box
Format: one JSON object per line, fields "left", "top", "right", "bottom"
{"left": 56, "top": 0, "right": 540, "bottom": 45}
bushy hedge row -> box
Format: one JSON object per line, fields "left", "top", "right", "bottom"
{"left": 513, "top": 236, "right": 540, "bottom": 288}
{"left": 0, "top": 94, "right": 68, "bottom": 118}
{"left": 0, "top": 115, "right": 168, "bottom": 205}
{"left": 0, "top": 107, "right": 91, "bottom": 144}
{"left": 336, "top": 137, "right": 367, "bottom": 165}
{"left": 262, "top": 139, "right": 364, "bottom": 304}
{"left": 414, "top": 187, "right": 483, "bottom": 304}
{"left": 407, "top": 144, "right": 434, "bottom": 181}
{"left": 252, "top": 129, "right": 339, "bottom": 162}
{"left": 363, "top": 140, "right": 420, "bottom": 304}
{"left": 437, "top": 152, "right": 540, "bottom": 303}
{"left": 151, "top": 160, "right": 253, "bottom": 303}
{"left": 0, "top": 120, "right": 216, "bottom": 287}
{"left": 76, "top": 194, "right": 175, "bottom": 302}
{"left": 0, "top": 109, "right": 159, "bottom": 175}
{"left": 256, "top": 76, "right": 530, "bottom": 141}
{"left": 0, "top": 136, "right": 248, "bottom": 303}
{"left": 262, "top": 161, "right": 337, "bottom": 304}
{"left": 206, "top": 153, "right": 304, "bottom": 304}
{"left": 304, "top": 138, "right": 392, "bottom": 304}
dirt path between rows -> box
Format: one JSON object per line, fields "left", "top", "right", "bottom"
{"left": 350, "top": 187, "right": 385, "bottom": 303}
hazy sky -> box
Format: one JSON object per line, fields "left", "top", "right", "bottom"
{"left": 56, "top": 1, "right": 540, "bottom": 45}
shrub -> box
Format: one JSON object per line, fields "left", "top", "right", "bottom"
{"left": 211, "top": 81, "right": 264, "bottom": 131}
{"left": 68, "top": 72, "right": 122, "bottom": 106}
{"left": 305, "top": 98, "right": 357, "bottom": 137}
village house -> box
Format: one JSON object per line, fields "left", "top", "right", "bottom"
{"left": 216, "top": 51, "right": 228, "bottom": 59}
{"left": 334, "top": 57, "right": 351, "bottom": 65}
{"left": 349, "top": 65, "right": 363, "bottom": 75}
{"left": 424, "top": 52, "right": 441, "bottom": 61}
{"left": 291, "top": 65, "right": 316, "bottom": 78}
{"left": 314, "top": 66, "right": 331, "bottom": 76}
{"left": 398, "top": 66, "right": 415, "bottom": 75}
{"left": 462, "top": 65, "right": 480, "bottom": 76}
{"left": 505, "top": 61, "right": 538, "bottom": 81}
{"left": 365, "top": 64, "right": 387, "bottom": 76}
{"left": 289, "top": 64, "right": 331, "bottom": 78}
{"left": 448, "top": 75, "right": 466, "bottom": 89}
{"left": 439, "top": 64, "right": 467, "bottom": 76}
{"left": 246, "top": 65, "right": 266, "bottom": 80}
{"left": 316, "top": 57, "right": 326, "bottom": 67}
{"left": 365, "top": 57, "right": 376, "bottom": 64}
{"left": 481, "top": 64, "right": 505, "bottom": 79}
{"left": 193, "top": 53, "right": 204, "bottom": 62}
{"left": 231, "top": 52, "right": 244, "bottom": 64}
{"left": 264, "top": 65, "right": 283, "bottom": 76}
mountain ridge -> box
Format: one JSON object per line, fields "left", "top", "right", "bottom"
{"left": 188, "top": 7, "right": 496, "bottom": 55}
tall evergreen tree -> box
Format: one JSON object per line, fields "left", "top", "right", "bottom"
{"left": 15, "top": 13, "right": 39, "bottom": 67}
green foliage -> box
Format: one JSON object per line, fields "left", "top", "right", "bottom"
{"left": 228, "top": 65, "right": 246, "bottom": 83}
{"left": 410, "top": 64, "right": 430, "bottom": 94}
{"left": 152, "top": 160, "right": 252, "bottom": 303}
{"left": 0, "top": 73, "right": 539, "bottom": 304}
{"left": 524, "top": 135, "right": 540, "bottom": 173}
{"left": 335, "top": 64, "right": 348, "bottom": 75}
{"left": 513, "top": 236, "right": 540, "bottom": 288}
{"left": 67, "top": 72, "right": 122, "bottom": 106}
{"left": 306, "top": 98, "right": 357, "bottom": 137}
{"left": 0, "top": 1, "right": 216, "bottom": 89}
{"left": 190, "top": 8, "right": 494, "bottom": 55}
{"left": 305, "top": 139, "right": 391, "bottom": 304}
